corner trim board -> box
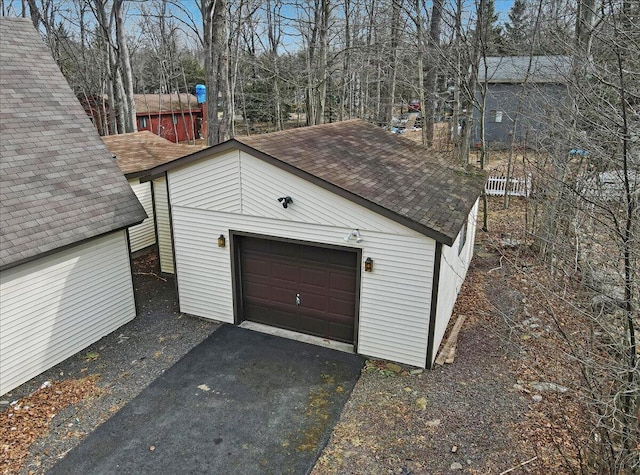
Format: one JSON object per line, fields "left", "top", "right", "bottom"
{"left": 124, "top": 230, "right": 139, "bottom": 315}
{"left": 165, "top": 171, "right": 180, "bottom": 308}
{"left": 426, "top": 242, "right": 442, "bottom": 369}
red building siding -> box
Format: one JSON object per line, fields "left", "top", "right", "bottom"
{"left": 137, "top": 110, "right": 202, "bottom": 143}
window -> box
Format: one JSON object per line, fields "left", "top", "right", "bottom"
{"left": 172, "top": 115, "right": 178, "bottom": 125}
{"left": 488, "top": 110, "right": 503, "bottom": 123}
{"left": 139, "top": 117, "right": 148, "bottom": 128}
{"left": 458, "top": 223, "right": 467, "bottom": 255}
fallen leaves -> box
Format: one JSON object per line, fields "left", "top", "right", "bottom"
{"left": 0, "top": 376, "right": 99, "bottom": 475}
{"left": 83, "top": 351, "right": 100, "bottom": 362}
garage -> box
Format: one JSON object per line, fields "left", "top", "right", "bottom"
{"left": 142, "top": 120, "right": 485, "bottom": 368}
{"left": 235, "top": 235, "right": 359, "bottom": 344}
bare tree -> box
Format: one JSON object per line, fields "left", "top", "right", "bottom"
{"left": 423, "top": 0, "right": 443, "bottom": 146}
{"left": 528, "top": 0, "right": 639, "bottom": 469}
{"left": 201, "top": 0, "right": 231, "bottom": 144}
{"left": 114, "top": 0, "right": 136, "bottom": 132}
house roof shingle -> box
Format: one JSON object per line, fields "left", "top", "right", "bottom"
{"left": 101, "top": 131, "right": 205, "bottom": 178}
{"left": 479, "top": 55, "right": 572, "bottom": 84}
{"left": 0, "top": 17, "right": 147, "bottom": 270}
{"left": 134, "top": 94, "right": 200, "bottom": 114}
{"left": 145, "top": 120, "right": 486, "bottom": 245}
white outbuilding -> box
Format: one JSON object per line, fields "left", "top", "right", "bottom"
{"left": 0, "top": 18, "right": 146, "bottom": 395}
{"left": 142, "top": 120, "right": 485, "bottom": 368}
{"left": 101, "top": 131, "right": 205, "bottom": 271}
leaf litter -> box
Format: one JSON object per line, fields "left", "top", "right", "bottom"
{"left": 0, "top": 376, "right": 100, "bottom": 475}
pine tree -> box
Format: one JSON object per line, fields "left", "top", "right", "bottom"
{"left": 504, "top": 0, "right": 529, "bottom": 54}
{"left": 472, "top": 0, "right": 504, "bottom": 55}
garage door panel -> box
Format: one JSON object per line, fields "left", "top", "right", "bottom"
{"left": 297, "top": 281, "right": 329, "bottom": 295}
{"left": 330, "top": 272, "right": 357, "bottom": 292}
{"left": 299, "top": 245, "right": 331, "bottom": 263}
{"left": 241, "top": 254, "right": 270, "bottom": 276}
{"left": 300, "top": 268, "right": 328, "bottom": 287}
{"left": 239, "top": 236, "right": 357, "bottom": 343}
{"left": 299, "top": 292, "right": 328, "bottom": 312}
{"left": 330, "top": 251, "right": 358, "bottom": 268}
{"left": 243, "top": 281, "right": 271, "bottom": 298}
{"left": 329, "top": 296, "right": 355, "bottom": 316}
{"left": 328, "top": 322, "right": 354, "bottom": 343}
{"left": 298, "top": 315, "right": 329, "bottom": 338}
{"left": 270, "top": 286, "right": 297, "bottom": 306}
{"left": 245, "top": 302, "right": 298, "bottom": 329}
{"left": 270, "top": 240, "right": 297, "bottom": 257}
{"left": 242, "top": 237, "right": 270, "bottom": 252}
{"left": 271, "top": 262, "right": 299, "bottom": 281}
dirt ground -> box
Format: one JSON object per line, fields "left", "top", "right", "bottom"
{"left": 2, "top": 199, "right": 588, "bottom": 475}
{"left": 311, "top": 197, "right": 586, "bottom": 474}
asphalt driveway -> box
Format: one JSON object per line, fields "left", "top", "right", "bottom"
{"left": 47, "top": 325, "right": 363, "bottom": 475}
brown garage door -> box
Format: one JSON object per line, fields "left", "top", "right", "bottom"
{"left": 237, "top": 236, "right": 358, "bottom": 344}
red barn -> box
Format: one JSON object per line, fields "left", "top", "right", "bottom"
{"left": 135, "top": 94, "right": 203, "bottom": 143}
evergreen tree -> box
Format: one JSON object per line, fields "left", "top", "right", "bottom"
{"left": 472, "top": 0, "right": 504, "bottom": 55}
{"left": 503, "top": 0, "right": 529, "bottom": 54}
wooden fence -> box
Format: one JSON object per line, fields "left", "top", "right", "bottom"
{"left": 485, "top": 174, "right": 532, "bottom": 197}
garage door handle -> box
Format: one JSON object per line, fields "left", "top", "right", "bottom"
{"left": 296, "top": 293, "right": 301, "bottom": 305}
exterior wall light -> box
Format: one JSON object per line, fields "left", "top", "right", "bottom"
{"left": 364, "top": 257, "right": 373, "bottom": 272}
{"left": 344, "top": 229, "right": 363, "bottom": 243}
{"left": 277, "top": 196, "right": 293, "bottom": 208}
{"left": 218, "top": 234, "right": 226, "bottom": 248}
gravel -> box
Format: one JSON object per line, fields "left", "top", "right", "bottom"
{"left": 4, "top": 252, "right": 220, "bottom": 475}
{"left": 5, "top": 228, "right": 559, "bottom": 474}
{"left": 312, "top": 245, "right": 533, "bottom": 475}
{"left": 312, "top": 314, "right": 529, "bottom": 474}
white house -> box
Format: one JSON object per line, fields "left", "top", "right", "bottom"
{"left": 0, "top": 18, "right": 147, "bottom": 395}
{"left": 141, "top": 120, "right": 485, "bottom": 368}
{"left": 102, "top": 131, "right": 204, "bottom": 271}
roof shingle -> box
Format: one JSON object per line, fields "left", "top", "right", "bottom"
{"left": 0, "top": 17, "right": 147, "bottom": 269}
{"left": 146, "top": 120, "right": 485, "bottom": 245}
{"left": 102, "top": 131, "right": 205, "bottom": 177}
{"left": 478, "top": 55, "right": 572, "bottom": 84}
{"left": 134, "top": 94, "right": 200, "bottom": 114}
{"left": 236, "top": 121, "right": 485, "bottom": 244}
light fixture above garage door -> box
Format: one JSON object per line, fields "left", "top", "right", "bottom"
{"left": 344, "top": 229, "right": 362, "bottom": 243}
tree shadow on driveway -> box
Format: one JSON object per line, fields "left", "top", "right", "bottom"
{"left": 48, "top": 325, "right": 364, "bottom": 475}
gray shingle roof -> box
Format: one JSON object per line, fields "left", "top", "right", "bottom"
{"left": 0, "top": 17, "right": 147, "bottom": 270}
{"left": 145, "top": 120, "right": 486, "bottom": 245}
{"left": 479, "top": 56, "right": 572, "bottom": 83}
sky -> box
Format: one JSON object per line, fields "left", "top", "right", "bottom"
{"left": 1, "top": 0, "right": 515, "bottom": 52}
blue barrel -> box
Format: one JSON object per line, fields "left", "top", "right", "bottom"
{"left": 195, "top": 84, "right": 206, "bottom": 104}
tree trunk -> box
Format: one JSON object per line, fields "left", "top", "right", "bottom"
{"left": 415, "top": 0, "right": 427, "bottom": 145}
{"left": 314, "top": 0, "right": 329, "bottom": 125}
{"left": 114, "top": 0, "right": 136, "bottom": 133}
{"left": 202, "top": 0, "right": 230, "bottom": 145}
{"left": 424, "top": 0, "right": 443, "bottom": 147}
{"left": 385, "top": 0, "right": 401, "bottom": 125}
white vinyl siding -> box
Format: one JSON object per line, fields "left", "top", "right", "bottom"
{"left": 0, "top": 231, "right": 136, "bottom": 395}
{"left": 153, "top": 176, "right": 174, "bottom": 274}
{"left": 169, "top": 150, "right": 241, "bottom": 213}
{"left": 169, "top": 150, "right": 436, "bottom": 368}
{"left": 127, "top": 179, "right": 156, "bottom": 252}
{"left": 431, "top": 199, "right": 479, "bottom": 364}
